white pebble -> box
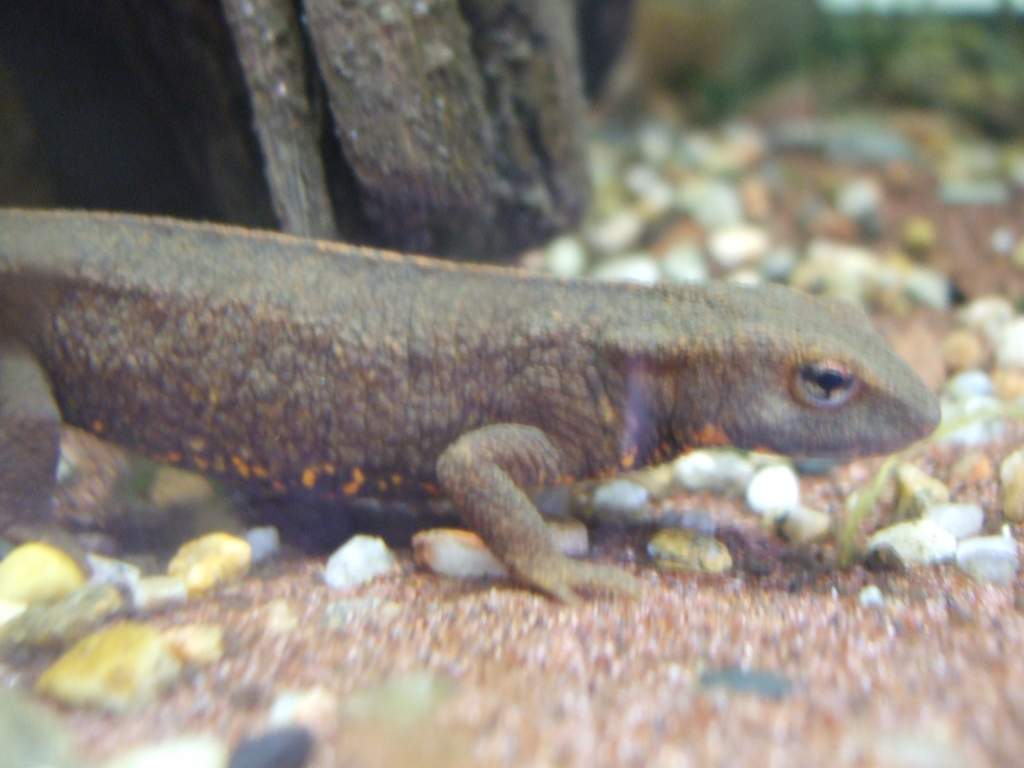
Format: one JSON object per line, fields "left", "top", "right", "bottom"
{"left": 324, "top": 535, "right": 400, "bottom": 591}
{"left": 955, "top": 531, "right": 1019, "bottom": 585}
{"left": 858, "top": 584, "right": 885, "bottom": 608}
{"left": 87, "top": 554, "right": 142, "bottom": 589}
{"left": 102, "top": 735, "right": 228, "bottom": 768}
{"left": 660, "top": 244, "right": 708, "bottom": 284}
{"left": 672, "top": 450, "right": 754, "bottom": 495}
{"left": 591, "top": 254, "right": 660, "bottom": 285}
{"left": 677, "top": 179, "right": 743, "bottom": 229}
{"left": 760, "top": 247, "right": 797, "bottom": 282}
{"left": 866, "top": 519, "right": 957, "bottom": 567}
{"left": 939, "top": 396, "right": 1005, "bottom": 447}
{"left": 267, "top": 687, "right": 339, "bottom": 732}
{"left": 245, "top": 526, "right": 281, "bottom": 564}
{"left": 996, "top": 318, "right": 1024, "bottom": 369}
{"left": 836, "top": 176, "right": 882, "bottom": 224}
{"left": 624, "top": 164, "right": 674, "bottom": 212}
{"left": 638, "top": 122, "right": 675, "bottom": 163}
{"left": 923, "top": 503, "right": 984, "bottom": 540}
{"left": 412, "top": 529, "right": 507, "bottom": 579}
{"left": 943, "top": 370, "right": 994, "bottom": 400}
{"left": 707, "top": 225, "right": 769, "bottom": 269}
{"left": 958, "top": 295, "right": 1014, "bottom": 348}
{"left": 129, "top": 576, "right": 188, "bottom": 612}
{"left": 587, "top": 211, "right": 644, "bottom": 253}
{"left": 990, "top": 226, "right": 1016, "bottom": 255}
{"left": 745, "top": 464, "right": 800, "bottom": 515}
{"left": 544, "top": 236, "right": 587, "bottom": 278}
{"left": 903, "top": 266, "right": 950, "bottom": 310}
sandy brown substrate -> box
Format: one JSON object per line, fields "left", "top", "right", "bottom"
{"left": 4, "top": 106, "right": 1024, "bottom": 767}
{"left": 4, "top": 431, "right": 1023, "bottom": 767}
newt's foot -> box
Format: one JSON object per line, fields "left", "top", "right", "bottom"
{"left": 518, "top": 555, "right": 641, "bottom": 603}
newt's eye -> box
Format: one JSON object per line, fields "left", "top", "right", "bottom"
{"left": 794, "top": 361, "right": 859, "bottom": 408}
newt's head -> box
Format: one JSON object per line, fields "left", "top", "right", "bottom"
{"left": 622, "top": 283, "right": 941, "bottom": 460}
{"left": 687, "top": 284, "right": 940, "bottom": 459}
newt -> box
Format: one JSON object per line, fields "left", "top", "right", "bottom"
{"left": 0, "top": 209, "right": 939, "bottom": 599}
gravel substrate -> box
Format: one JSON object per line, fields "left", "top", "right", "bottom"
{"left": 4, "top": 98, "right": 1024, "bottom": 766}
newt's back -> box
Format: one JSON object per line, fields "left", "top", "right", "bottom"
{"left": 0, "top": 210, "right": 613, "bottom": 498}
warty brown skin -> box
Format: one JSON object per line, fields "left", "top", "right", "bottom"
{"left": 0, "top": 209, "right": 940, "bottom": 598}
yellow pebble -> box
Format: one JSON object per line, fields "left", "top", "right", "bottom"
{"left": 940, "top": 329, "right": 986, "bottom": 373}
{"left": 167, "top": 532, "right": 251, "bottom": 595}
{"left": 902, "top": 216, "right": 936, "bottom": 257}
{"left": 1000, "top": 449, "right": 1024, "bottom": 523}
{"left": 647, "top": 529, "right": 732, "bottom": 574}
{"left": 36, "top": 621, "right": 181, "bottom": 712}
{"left": 0, "top": 542, "right": 85, "bottom": 604}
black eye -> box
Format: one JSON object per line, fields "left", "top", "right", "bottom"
{"left": 794, "top": 361, "right": 859, "bottom": 407}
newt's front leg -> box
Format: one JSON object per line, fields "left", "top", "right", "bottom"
{"left": 0, "top": 341, "right": 60, "bottom": 530}
{"left": 436, "top": 424, "right": 639, "bottom": 601}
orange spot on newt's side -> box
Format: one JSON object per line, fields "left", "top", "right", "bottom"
{"left": 620, "top": 447, "right": 637, "bottom": 470}
{"left": 91, "top": 419, "right": 105, "bottom": 433}
{"left": 342, "top": 467, "right": 366, "bottom": 496}
{"left": 301, "top": 467, "right": 318, "bottom": 489}
{"left": 252, "top": 465, "right": 270, "bottom": 479}
{"left": 231, "top": 456, "right": 250, "bottom": 479}
{"left": 694, "top": 424, "right": 731, "bottom": 446}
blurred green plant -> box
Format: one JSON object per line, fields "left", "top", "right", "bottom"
{"left": 632, "top": 0, "right": 1024, "bottom": 133}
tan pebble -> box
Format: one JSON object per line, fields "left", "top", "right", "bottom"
{"left": 884, "top": 161, "right": 916, "bottom": 191}
{"left": 167, "top": 532, "right": 251, "bottom": 595}
{"left": 264, "top": 599, "right": 299, "bottom": 635}
{"left": 941, "top": 329, "right": 987, "bottom": 373}
{"left": 647, "top": 529, "right": 732, "bottom": 574}
{"left": 764, "top": 506, "right": 831, "bottom": 545}
{"left": 0, "top": 542, "right": 85, "bottom": 604}
{"left": 894, "top": 464, "right": 949, "bottom": 520}
{"left": 901, "top": 216, "right": 936, "bottom": 257}
{"left": 740, "top": 177, "right": 771, "bottom": 221}
{"left": 999, "top": 449, "right": 1024, "bottom": 522}
{"left": 1013, "top": 242, "right": 1024, "bottom": 270}
{"left": 0, "top": 584, "right": 123, "bottom": 650}
{"left": 129, "top": 575, "right": 188, "bottom": 612}
{"left": 814, "top": 211, "right": 857, "bottom": 241}
{"left": 950, "top": 452, "right": 994, "bottom": 485}
{"left": 412, "top": 529, "right": 508, "bottom": 579}
{"left": 993, "top": 368, "right": 1024, "bottom": 400}
{"left": 162, "top": 624, "right": 223, "bottom": 666}
{"left": 150, "top": 465, "right": 216, "bottom": 508}
{"left": 36, "top": 621, "right": 181, "bottom": 712}
{"left": 630, "top": 464, "right": 675, "bottom": 499}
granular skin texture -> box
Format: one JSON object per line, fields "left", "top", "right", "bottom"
{"left": 0, "top": 209, "right": 938, "bottom": 594}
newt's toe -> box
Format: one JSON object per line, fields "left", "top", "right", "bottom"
{"left": 518, "top": 555, "right": 641, "bottom": 602}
